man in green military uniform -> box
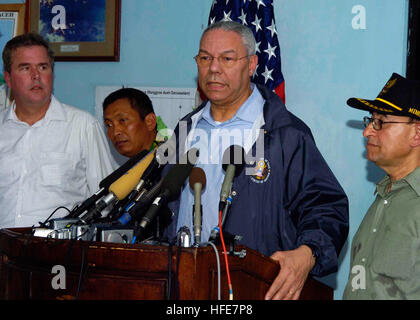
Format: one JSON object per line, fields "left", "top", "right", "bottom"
{"left": 343, "top": 73, "right": 420, "bottom": 299}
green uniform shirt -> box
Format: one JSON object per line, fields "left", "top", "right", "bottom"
{"left": 343, "top": 166, "right": 420, "bottom": 299}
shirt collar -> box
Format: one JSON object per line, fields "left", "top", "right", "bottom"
{"left": 376, "top": 166, "right": 420, "bottom": 197}
{"left": 403, "top": 166, "right": 420, "bottom": 196}
{"left": 2, "top": 102, "right": 17, "bottom": 124}
{"left": 3, "top": 95, "right": 66, "bottom": 125}
{"left": 41, "top": 95, "right": 66, "bottom": 123}
{"left": 199, "top": 83, "right": 262, "bottom": 126}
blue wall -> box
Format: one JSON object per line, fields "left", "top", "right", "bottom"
{"left": 1, "top": 0, "right": 409, "bottom": 299}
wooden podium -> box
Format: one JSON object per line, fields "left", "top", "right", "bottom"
{"left": 0, "top": 228, "right": 332, "bottom": 300}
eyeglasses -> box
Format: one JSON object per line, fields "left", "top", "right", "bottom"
{"left": 194, "top": 54, "right": 251, "bottom": 68}
{"left": 363, "top": 116, "right": 414, "bottom": 131}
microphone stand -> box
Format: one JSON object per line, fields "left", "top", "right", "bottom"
{"left": 220, "top": 194, "right": 232, "bottom": 228}
{"left": 209, "top": 190, "right": 233, "bottom": 243}
{"left": 192, "top": 203, "right": 203, "bottom": 247}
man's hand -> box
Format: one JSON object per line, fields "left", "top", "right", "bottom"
{"left": 264, "top": 245, "right": 316, "bottom": 300}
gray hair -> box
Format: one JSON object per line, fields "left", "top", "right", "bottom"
{"left": 201, "top": 20, "right": 256, "bottom": 55}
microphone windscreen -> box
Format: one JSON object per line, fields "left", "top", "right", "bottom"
{"left": 99, "top": 149, "right": 149, "bottom": 190}
{"left": 222, "top": 145, "right": 245, "bottom": 175}
{"left": 162, "top": 163, "right": 194, "bottom": 197}
{"left": 109, "top": 150, "right": 156, "bottom": 200}
{"left": 161, "top": 147, "right": 199, "bottom": 197}
{"left": 189, "top": 167, "right": 206, "bottom": 189}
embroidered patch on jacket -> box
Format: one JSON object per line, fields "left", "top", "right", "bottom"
{"left": 250, "top": 158, "right": 271, "bottom": 184}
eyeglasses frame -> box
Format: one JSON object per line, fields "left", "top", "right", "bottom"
{"left": 363, "top": 116, "right": 415, "bottom": 131}
{"left": 193, "top": 54, "right": 252, "bottom": 68}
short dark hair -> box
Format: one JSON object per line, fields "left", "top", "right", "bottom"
{"left": 2, "top": 32, "right": 55, "bottom": 73}
{"left": 103, "top": 88, "right": 155, "bottom": 120}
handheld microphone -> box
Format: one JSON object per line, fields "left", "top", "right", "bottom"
{"left": 133, "top": 148, "right": 198, "bottom": 242}
{"left": 66, "top": 149, "right": 149, "bottom": 218}
{"left": 79, "top": 150, "right": 157, "bottom": 224}
{"left": 189, "top": 167, "right": 206, "bottom": 245}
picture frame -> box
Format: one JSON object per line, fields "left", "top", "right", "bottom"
{"left": 27, "top": 0, "right": 121, "bottom": 61}
{"left": 0, "top": 3, "right": 27, "bottom": 110}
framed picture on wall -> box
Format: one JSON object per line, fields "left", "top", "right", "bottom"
{"left": 27, "top": 0, "right": 121, "bottom": 61}
{"left": 0, "top": 3, "right": 26, "bottom": 111}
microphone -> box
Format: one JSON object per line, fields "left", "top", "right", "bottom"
{"left": 189, "top": 167, "right": 206, "bottom": 246}
{"left": 131, "top": 150, "right": 165, "bottom": 200}
{"left": 79, "top": 150, "right": 157, "bottom": 224}
{"left": 99, "top": 150, "right": 150, "bottom": 190}
{"left": 107, "top": 147, "right": 168, "bottom": 223}
{"left": 209, "top": 145, "right": 245, "bottom": 240}
{"left": 118, "top": 178, "right": 163, "bottom": 225}
{"left": 132, "top": 148, "right": 198, "bottom": 242}
{"left": 177, "top": 226, "right": 192, "bottom": 248}
{"left": 219, "top": 145, "right": 245, "bottom": 210}
{"left": 66, "top": 149, "right": 149, "bottom": 218}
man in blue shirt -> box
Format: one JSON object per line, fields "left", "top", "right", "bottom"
{"left": 163, "top": 21, "right": 348, "bottom": 300}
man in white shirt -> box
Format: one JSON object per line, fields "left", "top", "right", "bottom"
{"left": 0, "top": 33, "right": 116, "bottom": 228}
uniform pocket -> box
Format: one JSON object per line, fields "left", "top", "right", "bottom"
{"left": 371, "top": 228, "right": 420, "bottom": 279}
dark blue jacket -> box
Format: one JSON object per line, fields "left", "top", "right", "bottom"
{"left": 163, "top": 84, "right": 349, "bottom": 277}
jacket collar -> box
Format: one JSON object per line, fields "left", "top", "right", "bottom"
{"left": 256, "top": 83, "right": 292, "bottom": 131}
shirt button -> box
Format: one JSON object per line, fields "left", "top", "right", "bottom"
{"left": 384, "top": 200, "right": 388, "bottom": 205}
{"left": 373, "top": 228, "right": 377, "bottom": 233}
{"left": 361, "top": 258, "right": 366, "bottom": 263}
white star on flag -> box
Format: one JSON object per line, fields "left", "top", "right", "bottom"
{"left": 262, "top": 66, "right": 274, "bottom": 84}
{"left": 251, "top": 14, "right": 262, "bottom": 32}
{"left": 254, "top": 0, "right": 266, "bottom": 9}
{"left": 267, "top": 19, "right": 277, "bottom": 37}
{"left": 255, "top": 41, "right": 261, "bottom": 53}
{"left": 223, "top": 11, "right": 232, "bottom": 21}
{"left": 264, "top": 42, "right": 277, "bottom": 60}
{"left": 239, "top": 9, "right": 247, "bottom": 25}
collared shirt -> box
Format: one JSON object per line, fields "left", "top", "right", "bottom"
{"left": 0, "top": 96, "right": 117, "bottom": 228}
{"left": 343, "top": 166, "right": 420, "bottom": 299}
{"left": 176, "top": 83, "right": 265, "bottom": 243}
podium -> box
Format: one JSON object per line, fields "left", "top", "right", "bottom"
{"left": 0, "top": 228, "right": 332, "bottom": 300}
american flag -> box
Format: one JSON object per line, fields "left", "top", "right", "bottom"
{"left": 208, "top": 0, "right": 285, "bottom": 103}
